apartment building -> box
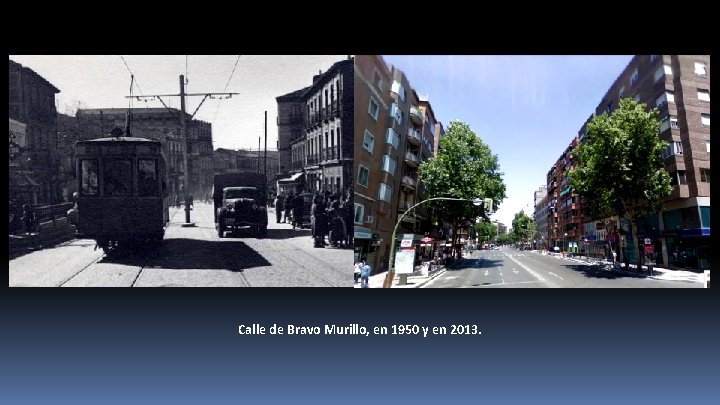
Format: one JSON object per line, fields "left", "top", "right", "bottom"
{"left": 575, "top": 55, "right": 710, "bottom": 269}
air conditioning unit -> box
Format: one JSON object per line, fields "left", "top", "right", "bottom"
{"left": 365, "top": 215, "right": 374, "bottom": 223}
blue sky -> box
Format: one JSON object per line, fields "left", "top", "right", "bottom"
{"left": 383, "top": 55, "right": 634, "bottom": 228}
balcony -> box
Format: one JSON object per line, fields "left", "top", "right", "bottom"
{"left": 409, "top": 106, "right": 423, "bottom": 125}
{"left": 401, "top": 176, "right": 417, "bottom": 190}
{"left": 398, "top": 200, "right": 412, "bottom": 211}
{"left": 407, "top": 128, "right": 421, "bottom": 146}
{"left": 404, "top": 151, "right": 419, "bottom": 167}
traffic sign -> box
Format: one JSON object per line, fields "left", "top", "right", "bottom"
{"left": 400, "top": 240, "right": 412, "bottom": 247}
{"left": 421, "top": 237, "right": 433, "bottom": 243}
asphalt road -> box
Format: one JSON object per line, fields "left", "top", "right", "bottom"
{"left": 425, "top": 247, "right": 701, "bottom": 288}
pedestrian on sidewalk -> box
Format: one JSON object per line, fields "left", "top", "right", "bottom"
{"left": 274, "top": 194, "right": 282, "bottom": 223}
{"left": 360, "top": 260, "right": 371, "bottom": 288}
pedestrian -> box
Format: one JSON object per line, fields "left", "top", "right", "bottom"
{"left": 283, "top": 193, "right": 293, "bottom": 223}
{"left": 360, "top": 260, "right": 371, "bottom": 288}
{"left": 292, "top": 193, "right": 304, "bottom": 230}
{"left": 354, "top": 261, "right": 362, "bottom": 284}
{"left": 21, "top": 203, "right": 36, "bottom": 235}
{"left": 274, "top": 194, "right": 282, "bottom": 223}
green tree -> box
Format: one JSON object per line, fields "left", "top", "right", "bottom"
{"left": 496, "top": 234, "right": 512, "bottom": 246}
{"left": 568, "top": 98, "right": 672, "bottom": 267}
{"left": 511, "top": 211, "right": 535, "bottom": 247}
{"left": 419, "top": 121, "right": 507, "bottom": 258}
{"left": 475, "top": 219, "right": 497, "bottom": 246}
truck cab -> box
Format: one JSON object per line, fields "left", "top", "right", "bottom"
{"left": 213, "top": 173, "right": 268, "bottom": 238}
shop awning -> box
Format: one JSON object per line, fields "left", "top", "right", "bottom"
{"left": 278, "top": 172, "right": 304, "bottom": 183}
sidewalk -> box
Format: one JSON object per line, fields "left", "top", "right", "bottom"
{"left": 539, "top": 250, "right": 706, "bottom": 284}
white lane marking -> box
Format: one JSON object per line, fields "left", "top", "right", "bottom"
{"left": 461, "top": 280, "right": 542, "bottom": 287}
{"left": 512, "top": 268, "right": 519, "bottom": 274}
{"left": 504, "top": 252, "right": 545, "bottom": 282}
{"left": 548, "top": 272, "right": 564, "bottom": 280}
{"left": 484, "top": 269, "right": 489, "bottom": 276}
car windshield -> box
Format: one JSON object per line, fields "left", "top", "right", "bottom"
{"left": 225, "top": 189, "right": 256, "bottom": 199}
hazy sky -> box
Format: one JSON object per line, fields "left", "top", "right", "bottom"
{"left": 383, "top": 55, "right": 634, "bottom": 228}
{"left": 9, "top": 55, "right": 348, "bottom": 151}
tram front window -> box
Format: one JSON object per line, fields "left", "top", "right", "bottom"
{"left": 138, "top": 159, "right": 158, "bottom": 197}
{"left": 104, "top": 159, "right": 132, "bottom": 196}
{"left": 81, "top": 160, "right": 99, "bottom": 196}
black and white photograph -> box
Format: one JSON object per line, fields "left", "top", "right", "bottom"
{"left": 9, "top": 55, "right": 354, "bottom": 287}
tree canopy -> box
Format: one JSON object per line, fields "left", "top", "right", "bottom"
{"left": 475, "top": 219, "right": 497, "bottom": 244}
{"left": 419, "top": 121, "right": 507, "bottom": 226}
{"left": 511, "top": 211, "right": 535, "bottom": 245}
{"left": 568, "top": 98, "right": 672, "bottom": 221}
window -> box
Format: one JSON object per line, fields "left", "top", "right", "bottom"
{"left": 630, "top": 68, "right": 639, "bottom": 86}
{"left": 706, "top": 140, "right": 710, "bottom": 153}
{"left": 354, "top": 204, "right": 364, "bottom": 224}
{"left": 368, "top": 98, "right": 379, "bottom": 120}
{"left": 385, "top": 127, "right": 400, "bottom": 149}
{"left": 674, "top": 141, "right": 683, "bottom": 155}
{"left": 663, "top": 64, "right": 672, "bottom": 75}
{"left": 701, "top": 114, "right": 710, "bottom": 126}
{"left": 700, "top": 168, "right": 710, "bottom": 183}
{"left": 357, "top": 165, "right": 369, "bottom": 187}
{"left": 390, "top": 80, "right": 406, "bottom": 102}
{"left": 373, "top": 71, "right": 383, "bottom": 91}
{"left": 654, "top": 66, "right": 664, "bottom": 82}
{"left": 607, "top": 101, "right": 613, "bottom": 113}
{"left": 381, "top": 155, "right": 396, "bottom": 175}
{"left": 138, "top": 159, "right": 159, "bottom": 197}
{"left": 670, "top": 116, "right": 678, "bottom": 129}
{"left": 694, "top": 62, "right": 707, "bottom": 76}
{"left": 390, "top": 103, "right": 403, "bottom": 125}
{"left": 666, "top": 91, "right": 674, "bottom": 103}
{"left": 378, "top": 182, "right": 393, "bottom": 203}
{"left": 103, "top": 159, "right": 133, "bottom": 196}
{"left": 698, "top": 89, "right": 710, "bottom": 102}
{"left": 650, "top": 55, "right": 659, "bottom": 62}
{"left": 362, "top": 130, "right": 374, "bottom": 153}
{"left": 632, "top": 93, "right": 640, "bottom": 103}
{"left": 655, "top": 93, "right": 667, "bottom": 108}
{"left": 676, "top": 170, "right": 687, "bottom": 184}
{"left": 618, "top": 85, "right": 625, "bottom": 99}
{"left": 80, "top": 159, "right": 99, "bottom": 196}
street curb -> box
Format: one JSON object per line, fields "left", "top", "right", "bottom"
{"left": 415, "top": 267, "right": 449, "bottom": 288}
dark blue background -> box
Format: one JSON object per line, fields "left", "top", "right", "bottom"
{"left": 1, "top": 288, "right": 716, "bottom": 404}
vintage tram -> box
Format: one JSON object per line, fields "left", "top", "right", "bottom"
{"left": 75, "top": 136, "right": 170, "bottom": 253}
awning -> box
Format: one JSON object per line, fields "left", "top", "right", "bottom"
{"left": 278, "top": 172, "right": 304, "bottom": 183}
{"left": 354, "top": 226, "right": 372, "bottom": 239}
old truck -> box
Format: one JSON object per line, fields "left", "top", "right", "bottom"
{"left": 213, "top": 172, "right": 268, "bottom": 238}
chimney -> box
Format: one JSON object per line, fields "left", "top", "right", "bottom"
{"left": 313, "top": 69, "right": 323, "bottom": 84}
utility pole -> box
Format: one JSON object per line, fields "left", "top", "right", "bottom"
{"left": 264, "top": 111, "right": 267, "bottom": 182}
{"left": 127, "top": 76, "right": 237, "bottom": 225}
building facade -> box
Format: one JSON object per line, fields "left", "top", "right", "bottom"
{"left": 275, "top": 58, "right": 354, "bottom": 197}
{"left": 9, "top": 59, "right": 61, "bottom": 205}
{"left": 570, "top": 55, "right": 710, "bottom": 269}
{"left": 533, "top": 185, "right": 549, "bottom": 250}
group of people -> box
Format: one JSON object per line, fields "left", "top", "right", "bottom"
{"left": 273, "top": 189, "right": 354, "bottom": 248}
{"left": 274, "top": 192, "right": 306, "bottom": 230}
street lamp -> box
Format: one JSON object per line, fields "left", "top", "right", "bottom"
{"left": 383, "top": 196, "right": 484, "bottom": 288}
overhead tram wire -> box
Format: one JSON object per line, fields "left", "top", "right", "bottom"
{"left": 213, "top": 55, "right": 241, "bottom": 122}
{"left": 119, "top": 55, "right": 145, "bottom": 97}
